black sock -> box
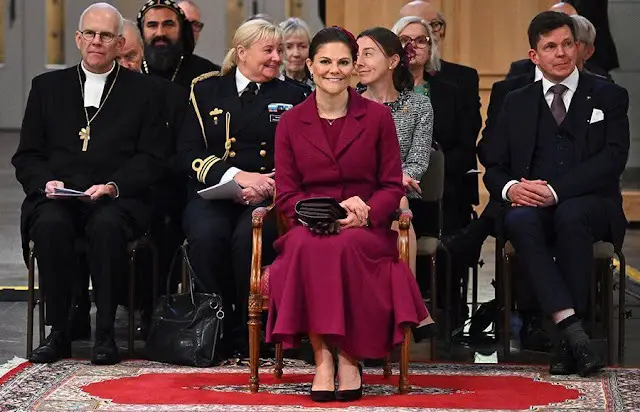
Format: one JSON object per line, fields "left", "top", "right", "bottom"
{"left": 557, "top": 314, "right": 589, "bottom": 347}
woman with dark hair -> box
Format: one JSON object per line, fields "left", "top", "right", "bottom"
{"left": 266, "top": 26, "right": 428, "bottom": 402}
{"left": 356, "top": 27, "right": 433, "bottom": 275}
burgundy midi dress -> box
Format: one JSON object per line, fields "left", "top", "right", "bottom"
{"left": 265, "top": 89, "right": 428, "bottom": 359}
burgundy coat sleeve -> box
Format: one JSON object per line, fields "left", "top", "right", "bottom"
{"left": 367, "top": 107, "right": 404, "bottom": 228}
{"left": 274, "top": 111, "right": 308, "bottom": 220}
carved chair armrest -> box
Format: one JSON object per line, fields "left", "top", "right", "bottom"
{"left": 392, "top": 208, "right": 413, "bottom": 264}
{"left": 250, "top": 204, "right": 276, "bottom": 295}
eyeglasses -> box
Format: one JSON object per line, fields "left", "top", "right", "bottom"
{"left": 79, "top": 30, "right": 118, "bottom": 43}
{"left": 428, "top": 20, "right": 445, "bottom": 33}
{"left": 191, "top": 21, "right": 204, "bottom": 32}
{"left": 399, "top": 35, "right": 430, "bottom": 49}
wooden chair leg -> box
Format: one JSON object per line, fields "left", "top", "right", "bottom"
{"left": 382, "top": 354, "right": 392, "bottom": 378}
{"left": 248, "top": 294, "right": 262, "bottom": 393}
{"left": 128, "top": 249, "right": 136, "bottom": 357}
{"left": 617, "top": 251, "right": 626, "bottom": 364}
{"left": 275, "top": 342, "right": 284, "bottom": 378}
{"left": 27, "top": 249, "right": 35, "bottom": 357}
{"left": 398, "top": 327, "right": 411, "bottom": 394}
{"left": 429, "top": 254, "right": 437, "bottom": 361}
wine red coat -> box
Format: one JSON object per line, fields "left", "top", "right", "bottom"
{"left": 274, "top": 87, "right": 404, "bottom": 230}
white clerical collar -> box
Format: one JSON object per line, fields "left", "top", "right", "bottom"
{"left": 81, "top": 61, "right": 116, "bottom": 108}
{"left": 541, "top": 66, "right": 579, "bottom": 96}
{"left": 235, "top": 67, "right": 262, "bottom": 95}
{"left": 534, "top": 65, "right": 543, "bottom": 82}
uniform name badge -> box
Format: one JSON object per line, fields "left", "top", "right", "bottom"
{"left": 268, "top": 102, "right": 293, "bottom": 123}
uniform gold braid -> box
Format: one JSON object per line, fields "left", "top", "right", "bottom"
{"left": 189, "top": 71, "right": 220, "bottom": 149}
{"left": 198, "top": 155, "right": 220, "bottom": 183}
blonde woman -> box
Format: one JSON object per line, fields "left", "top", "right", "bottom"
{"left": 177, "top": 18, "right": 307, "bottom": 359}
{"left": 279, "top": 17, "right": 314, "bottom": 90}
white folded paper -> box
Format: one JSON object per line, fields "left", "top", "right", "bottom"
{"left": 53, "top": 187, "right": 89, "bottom": 197}
{"left": 197, "top": 179, "right": 243, "bottom": 200}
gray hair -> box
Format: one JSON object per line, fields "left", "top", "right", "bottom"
{"left": 391, "top": 16, "right": 441, "bottom": 72}
{"left": 78, "top": 2, "right": 124, "bottom": 35}
{"left": 177, "top": 0, "right": 200, "bottom": 11}
{"left": 122, "top": 19, "right": 143, "bottom": 46}
{"left": 279, "top": 17, "right": 312, "bottom": 44}
{"left": 571, "top": 15, "right": 596, "bottom": 46}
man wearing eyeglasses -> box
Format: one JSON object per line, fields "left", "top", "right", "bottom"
{"left": 177, "top": 0, "right": 204, "bottom": 44}
{"left": 400, "top": 0, "right": 482, "bottom": 210}
{"left": 13, "top": 3, "right": 169, "bottom": 365}
{"left": 137, "top": 0, "right": 220, "bottom": 89}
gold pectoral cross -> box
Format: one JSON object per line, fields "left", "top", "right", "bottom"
{"left": 79, "top": 126, "right": 90, "bottom": 152}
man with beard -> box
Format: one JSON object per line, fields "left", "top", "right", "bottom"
{"left": 137, "top": 0, "right": 220, "bottom": 89}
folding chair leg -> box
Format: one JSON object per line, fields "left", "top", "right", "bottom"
{"left": 502, "top": 254, "right": 512, "bottom": 360}
{"left": 617, "top": 251, "right": 626, "bottom": 364}
{"left": 128, "top": 249, "right": 136, "bottom": 357}
{"left": 398, "top": 327, "right": 411, "bottom": 394}
{"left": 38, "top": 268, "right": 45, "bottom": 344}
{"left": 27, "top": 250, "right": 35, "bottom": 358}
{"left": 605, "top": 259, "right": 615, "bottom": 365}
{"left": 429, "top": 255, "right": 437, "bottom": 360}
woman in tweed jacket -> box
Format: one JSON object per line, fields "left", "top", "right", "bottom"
{"left": 356, "top": 27, "right": 435, "bottom": 341}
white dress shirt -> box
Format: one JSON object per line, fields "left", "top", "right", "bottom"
{"left": 219, "top": 68, "right": 264, "bottom": 184}
{"left": 501, "top": 67, "right": 580, "bottom": 204}
{"left": 81, "top": 61, "right": 115, "bottom": 108}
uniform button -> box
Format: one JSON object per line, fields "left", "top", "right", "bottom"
{"left": 260, "top": 150, "right": 267, "bottom": 157}
{"left": 260, "top": 166, "right": 266, "bottom": 172}
{"left": 229, "top": 151, "right": 236, "bottom": 158}
{"left": 230, "top": 137, "right": 237, "bottom": 143}
{"left": 261, "top": 141, "right": 267, "bottom": 146}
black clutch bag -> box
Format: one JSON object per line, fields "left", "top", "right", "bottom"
{"left": 144, "top": 244, "right": 225, "bottom": 367}
{"left": 295, "top": 197, "right": 347, "bottom": 227}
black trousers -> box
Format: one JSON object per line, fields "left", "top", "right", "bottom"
{"left": 182, "top": 197, "right": 277, "bottom": 344}
{"left": 28, "top": 198, "right": 145, "bottom": 334}
{"left": 503, "top": 195, "right": 611, "bottom": 316}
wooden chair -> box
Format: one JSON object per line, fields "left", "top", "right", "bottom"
{"left": 498, "top": 239, "right": 626, "bottom": 364}
{"left": 26, "top": 235, "right": 159, "bottom": 358}
{"left": 248, "top": 206, "right": 414, "bottom": 394}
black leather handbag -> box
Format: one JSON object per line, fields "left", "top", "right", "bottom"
{"left": 295, "top": 197, "right": 347, "bottom": 227}
{"left": 144, "top": 244, "right": 225, "bottom": 367}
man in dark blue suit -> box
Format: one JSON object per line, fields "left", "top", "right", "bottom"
{"left": 484, "top": 11, "right": 629, "bottom": 377}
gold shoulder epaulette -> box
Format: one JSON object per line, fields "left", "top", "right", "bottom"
{"left": 191, "top": 71, "right": 220, "bottom": 87}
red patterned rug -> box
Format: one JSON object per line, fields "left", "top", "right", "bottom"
{"left": 0, "top": 357, "right": 637, "bottom": 411}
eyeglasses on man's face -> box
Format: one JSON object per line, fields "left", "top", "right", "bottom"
{"left": 191, "top": 21, "right": 204, "bottom": 32}
{"left": 399, "top": 35, "right": 431, "bottom": 49}
{"left": 79, "top": 29, "right": 118, "bottom": 43}
{"left": 428, "top": 20, "right": 444, "bottom": 33}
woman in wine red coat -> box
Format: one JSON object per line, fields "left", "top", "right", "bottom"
{"left": 265, "top": 27, "right": 427, "bottom": 402}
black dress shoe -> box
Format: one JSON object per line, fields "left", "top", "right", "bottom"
{"left": 91, "top": 335, "right": 120, "bottom": 365}
{"left": 336, "top": 363, "right": 363, "bottom": 402}
{"left": 412, "top": 323, "right": 437, "bottom": 343}
{"left": 572, "top": 342, "right": 604, "bottom": 377}
{"left": 549, "top": 340, "right": 576, "bottom": 375}
{"left": 28, "top": 329, "right": 71, "bottom": 363}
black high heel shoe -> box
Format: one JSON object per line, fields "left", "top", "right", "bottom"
{"left": 336, "top": 363, "right": 363, "bottom": 402}
{"left": 310, "top": 368, "right": 337, "bottom": 402}
{"left": 412, "top": 323, "right": 437, "bottom": 343}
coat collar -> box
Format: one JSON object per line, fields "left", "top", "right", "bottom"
{"left": 297, "top": 87, "right": 367, "bottom": 159}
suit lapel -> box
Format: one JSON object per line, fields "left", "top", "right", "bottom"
{"left": 333, "top": 89, "right": 366, "bottom": 157}
{"left": 519, "top": 81, "right": 542, "bottom": 175}
{"left": 217, "top": 70, "right": 243, "bottom": 135}
{"left": 298, "top": 92, "right": 335, "bottom": 161}
{"left": 561, "top": 72, "right": 593, "bottom": 148}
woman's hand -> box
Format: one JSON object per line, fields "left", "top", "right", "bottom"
{"left": 234, "top": 171, "right": 275, "bottom": 204}
{"left": 402, "top": 173, "right": 422, "bottom": 194}
{"left": 337, "top": 211, "right": 368, "bottom": 229}
{"left": 339, "top": 196, "right": 370, "bottom": 222}
{"left": 237, "top": 187, "right": 265, "bottom": 206}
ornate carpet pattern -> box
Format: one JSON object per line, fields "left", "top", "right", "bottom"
{"left": 1, "top": 357, "right": 637, "bottom": 411}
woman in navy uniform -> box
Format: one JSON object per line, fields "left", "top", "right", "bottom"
{"left": 177, "top": 18, "right": 307, "bottom": 358}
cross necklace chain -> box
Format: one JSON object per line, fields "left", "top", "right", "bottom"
{"left": 76, "top": 63, "right": 120, "bottom": 152}
{"left": 142, "top": 55, "right": 184, "bottom": 82}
